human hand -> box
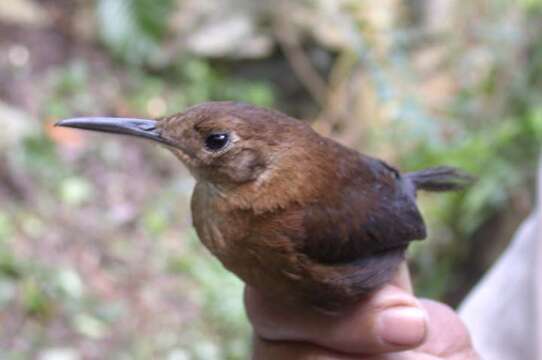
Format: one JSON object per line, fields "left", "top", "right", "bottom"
{"left": 245, "top": 262, "right": 479, "bottom": 359}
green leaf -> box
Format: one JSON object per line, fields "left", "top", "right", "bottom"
{"left": 73, "top": 313, "right": 108, "bottom": 339}
{"left": 96, "top": 0, "right": 175, "bottom": 64}
{"left": 56, "top": 269, "right": 84, "bottom": 300}
{"left": 22, "top": 279, "right": 52, "bottom": 317}
{"left": 59, "top": 177, "right": 93, "bottom": 207}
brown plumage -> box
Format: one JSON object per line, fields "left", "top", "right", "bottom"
{"left": 56, "top": 101, "right": 473, "bottom": 310}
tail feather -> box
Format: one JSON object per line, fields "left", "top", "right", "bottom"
{"left": 405, "top": 166, "right": 475, "bottom": 192}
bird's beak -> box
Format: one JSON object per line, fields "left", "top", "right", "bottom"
{"left": 54, "top": 117, "right": 175, "bottom": 147}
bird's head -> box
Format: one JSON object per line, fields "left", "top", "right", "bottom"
{"left": 56, "top": 102, "right": 316, "bottom": 189}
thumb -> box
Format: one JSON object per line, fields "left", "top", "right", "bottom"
{"left": 247, "top": 261, "right": 428, "bottom": 355}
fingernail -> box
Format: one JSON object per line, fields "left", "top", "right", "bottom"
{"left": 377, "top": 307, "right": 427, "bottom": 347}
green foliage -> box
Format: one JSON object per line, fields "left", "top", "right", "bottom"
{"left": 21, "top": 278, "right": 53, "bottom": 317}
{"left": 125, "top": 58, "right": 275, "bottom": 115}
{"left": 176, "top": 58, "right": 275, "bottom": 106}
{"left": 519, "top": 0, "right": 542, "bottom": 10}
{"left": 168, "top": 233, "right": 250, "bottom": 360}
{"left": 96, "top": 0, "right": 175, "bottom": 64}
{"left": 45, "top": 61, "right": 94, "bottom": 118}
{"left": 0, "top": 212, "right": 13, "bottom": 243}
{"left": 401, "top": 109, "right": 542, "bottom": 235}
{"left": 0, "top": 238, "right": 114, "bottom": 334}
{"left": 19, "top": 135, "right": 64, "bottom": 182}
{"left": 59, "top": 177, "right": 94, "bottom": 207}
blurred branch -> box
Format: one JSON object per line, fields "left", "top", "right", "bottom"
{"left": 273, "top": 11, "right": 367, "bottom": 146}
{"left": 273, "top": 16, "right": 328, "bottom": 106}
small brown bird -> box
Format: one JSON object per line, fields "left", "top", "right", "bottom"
{"left": 56, "top": 102, "right": 472, "bottom": 311}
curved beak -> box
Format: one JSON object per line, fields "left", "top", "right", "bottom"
{"left": 55, "top": 117, "right": 175, "bottom": 146}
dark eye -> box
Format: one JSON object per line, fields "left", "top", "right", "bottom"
{"left": 205, "top": 133, "right": 230, "bottom": 151}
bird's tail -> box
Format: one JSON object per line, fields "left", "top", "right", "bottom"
{"left": 405, "top": 166, "right": 475, "bottom": 192}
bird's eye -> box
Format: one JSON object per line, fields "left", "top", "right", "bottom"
{"left": 205, "top": 133, "right": 230, "bottom": 151}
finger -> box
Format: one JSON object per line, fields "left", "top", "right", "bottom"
{"left": 252, "top": 337, "right": 360, "bottom": 360}
{"left": 252, "top": 300, "right": 480, "bottom": 360}
{"left": 416, "top": 300, "right": 479, "bottom": 358}
{"left": 246, "top": 261, "right": 428, "bottom": 355}
{"left": 249, "top": 270, "right": 480, "bottom": 359}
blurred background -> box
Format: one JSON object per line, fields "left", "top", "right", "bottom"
{"left": 1, "top": 0, "right": 541, "bottom": 359}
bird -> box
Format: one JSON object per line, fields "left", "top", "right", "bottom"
{"left": 56, "top": 101, "right": 473, "bottom": 311}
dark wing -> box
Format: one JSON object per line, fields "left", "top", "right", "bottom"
{"left": 300, "top": 157, "right": 426, "bottom": 264}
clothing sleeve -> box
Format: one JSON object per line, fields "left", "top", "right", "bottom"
{"left": 459, "top": 157, "right": 542, "bottom": 360}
